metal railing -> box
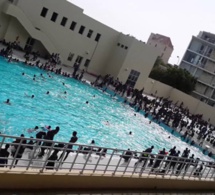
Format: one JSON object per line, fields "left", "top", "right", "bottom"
{"left": 0, "top": 134, "right": 214, "bottom": 180}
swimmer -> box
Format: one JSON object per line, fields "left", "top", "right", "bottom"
{"left": 31, "top": 95, "right": 35, "bottom": 99}
{"left": 168, "top": 136, "right": 171, "bottom": 139}
{"left": 40, "top": 73, "right": 45, "bottom": 79}
{"left": 149, "top": 121, "right": 152, "bottom": 124}
{"left": 134, "top": 113, "right": 136, "bottom": 116}
{"left": 46, "top": 91, "right": 50, "bottom": 95}
{"left": 104, "top": 121, "right": 110, "bottom": 126}
{"left": 33, "top": 75, "right": 36, "bottom": 78}
{"left": 27, "top": 126, "right": 39, "bottom": 133}
{"left": 129, "top": 131, "right": 132, "bottom": 135}
{"left": 4, "top": 99, "right": 11, "bottom": 105}
{"left": 91, "top": 140, "right": 95, "bottom": 145}
{"left": 41, "top": 125, "right": 51, "bottom": 131}
{"left": 22, "top": 72, "right": 25, "bottom": 76}
{"left": 33, "top": 77, "right": 36, "bottom": 81}
{"left": 62, "top": 82, "right": 65, "bottom": 86}
{"left": 93, "top": 95, "right": 96, "bottom": 98}
{"left": 86, "top": 101, "right": 89, "bottom": 104}
{"left": 64, "top": 91, "right": 67, "bottom": 94}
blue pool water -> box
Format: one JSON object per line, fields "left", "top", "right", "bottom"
{"left": 0, "top": 57, "right": 213, "bottom": 161}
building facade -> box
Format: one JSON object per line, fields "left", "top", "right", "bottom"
{"left": 147, "top": 33, "right": 173, "bottom": 64}
{"left": 180, "top": 31, "right": 215, "bottom": 106}
{"left": 0, "top": 0, "right": 159, "bottom": 89}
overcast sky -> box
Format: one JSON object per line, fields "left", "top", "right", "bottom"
{"left": 69, "top": 0, "right": 215, "bottom": 65}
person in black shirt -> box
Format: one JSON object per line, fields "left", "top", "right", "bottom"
{"left": 0, "top": 144, "right": 10, "bottom": 167}
{"left": 12, "top": 134, "right": 27, "bottom": 166}
{"left": 58, "top": 131, "right": 78, "bottom": 162}
{"left": 38, "top": 126, "right": 60, "bottom": 157}
{"left": 46, "top": 149, "right": 59, "bottom": 170}
{"left": 36, "top": 131, "right": 46, "bottom": 145}
{"left": 165, "top": 146, "right": 176, "bottom": 168}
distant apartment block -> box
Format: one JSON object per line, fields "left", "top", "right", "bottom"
{"left": 147, "top": 33, "right": 174, "bottom": 64}
{"left": 180, "top": 31, "right": 215, "bottom": 106}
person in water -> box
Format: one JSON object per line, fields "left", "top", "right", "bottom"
{"left": 86, "top": 101, "right": 89, "bottom": 104}
{"left": 4, "top": 99, "right": 11, "bottom": 105}
{"left": 46, "top": 91, "right": 50, "bottom": 95}
{"left": 129, "top": 131, "right": 132, "bottom": 135}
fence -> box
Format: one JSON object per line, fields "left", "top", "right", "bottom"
{"left": 0, "top": 134, "right": 214, "bottom": 180}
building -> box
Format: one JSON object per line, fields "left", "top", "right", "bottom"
{"left": 180, "top": 31, "right": 215, "bottom": 106}
{"left": 0, "top": 0, "right": 159, "bottom": 89}
{"left": 147, "top": 33, "right": 173, "bottom": 64}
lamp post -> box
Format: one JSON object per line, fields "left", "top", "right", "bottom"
{"left": 177, "top": 56, "right": 180, "bottom": 65}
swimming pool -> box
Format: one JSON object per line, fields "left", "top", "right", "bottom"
{"left": 0, "top": 57, "right": 212, "bottom": 161}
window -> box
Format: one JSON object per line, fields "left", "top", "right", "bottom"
{"left": 70, "top": 21, "right": 77, "bottom": 31}
{"left": 126, "top": 70, "right": 140, "bottom": 87}
{"left": 164, "top": 46, "right": 167, "bottom": 51}
{"left": 117, "top": 43, "right": 120, "bottom": 46}
{"left": 40, "top": 7, "right": 48, "bottom": 17}
{"left": 87, "top": 29, "right": 93, "bottom": 38}
{"left": 161, "top": 53, "right": 164, "bottom": 58}
{"left": 51, "top": 12, "right": 58, "bottom": 22}
{"left": 67, "top": 52, "right": 74, "bottom": 61}
{"left": 61, "top": 17, "right": 68, "bottom": 26}
{"left": 95, "top": 33, "right": 101, "bottom": 42}
{"left": 79, "top": 26, "right": 85, "bottom": 35}
{"left": 121, "top": 45, "right": 124, "bottom": 48}
{"left": 155, "top": 44, "right": 157, "bottom": 47}
{"left": 84, "top": 59, "right": 91, "bottom": 67}
{"left": 125, "top": 46, "right": 128, "bottom": 50}
{"left": 75, "top": 55, "right": 83, "bottom": 64}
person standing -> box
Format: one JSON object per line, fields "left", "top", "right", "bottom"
{"left": 38, "top": 126, "right": 60, "bottom": 157}
{"left": 58, "top": 131, "right": 78, "bottom": 162}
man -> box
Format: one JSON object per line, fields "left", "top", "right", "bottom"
{"left": 0, "top": 144, "right": 10, "bottom": 167}
{"left": 58, "top": 131, "right": 78, "bottom": 162}
{"left": 135, "top": 146, "right": 154, "bottom": 171}
{"left": 38, "top": 126, "right": 60, "bottom": 157}
{"left": 165, "top": 146, "right": 176, "bottom": 168}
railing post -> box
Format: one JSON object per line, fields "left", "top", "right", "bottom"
{"left": 69, "top": 146, "right": 80, "bottom": 172}
{"left": 104, "top": 149, "right": 115, "bottom": 174}
{"left": 80, "top": 147, "right": 93, "bottom": 174}
{"left": 204, "top": 163, "right": 212, "bottom": 179}
{"left": 123, "top": 153, "right": 133, "bottom": 175}
{"left": 200, "top": 163, "right": 207, "bottom": 179}
{"left": 92, "top": 148, "right": 104, "bottom": 173}
{"left": 26, "top": 140, "right": 39, "bottom": 170}
{"left": 9, "top": 138, "right": 23, "bottom": 169}
{"left": 112, "top": 152, "right": 123, "bottom": 176}
{"left": 0, "top": 136, "right": 6, "bottom": 153}
{"left": 40, "top": 142, "right": 55, "bottom": 173}
{"left": 56, "top": 145, "right": 68, "bottom": 171}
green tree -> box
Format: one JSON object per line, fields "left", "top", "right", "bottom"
{"left": 149, "top": 66, "right": 197, "bottom": 94}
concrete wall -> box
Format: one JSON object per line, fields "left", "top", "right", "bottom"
{"left": 144, "top": 78, "right": 215, "bottom": 125}
{"left": 117, "top": 40, "right": 159, "bottom": 90}
{"left": 143, "top": 78, "right": 172, "bottom": 98}
{"left": 0, "top": 171, "right": 214, "bottom": 191}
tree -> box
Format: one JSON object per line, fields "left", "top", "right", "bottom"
{"left": 149, "top": 66, "right": 197, "bottom": 94}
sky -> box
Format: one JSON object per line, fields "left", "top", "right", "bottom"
{"left": 69, "top": 0, "right": 215, "bottom": 65}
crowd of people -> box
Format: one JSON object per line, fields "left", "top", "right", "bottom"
{"left": 0, "top": 39, "right": 214, "bottom": 174}
{"left": 92, "top": 74, "right": 215, "bottom": 156}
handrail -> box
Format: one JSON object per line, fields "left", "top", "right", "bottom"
{"left": 0, "top": 134, "right": 214, "bottom": 180}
